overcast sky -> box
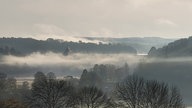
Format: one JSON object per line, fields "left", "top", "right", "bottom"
{"left": 0, "top": 0, "right": 192, "bottom": 39}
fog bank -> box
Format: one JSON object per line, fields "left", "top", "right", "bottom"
{"left": 0, "top": 52, "right": 141, "bottom": 76}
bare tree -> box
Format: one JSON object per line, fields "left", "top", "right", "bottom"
{"left": 143, "top": 80, "right": 169, "bottom": 108}
{"left": 143, "top": 82, "right": 185, "bottom": 108}
{"left": 115, "top": 75, "right": 185, "bottom": 108}
{"left": 27, "top": 72, "right": 74, "bottom": 108}
{"left": 47, "top": 72, "right": 56, "bottom": 80}
{"left": 115, "top": 75, "right": 145, "bottom": 108}
{"left": 77, "top": 86, "right": 111, "bottom": 108}
{"left": 168, "top": 87, "right": 185, "bottom": 108}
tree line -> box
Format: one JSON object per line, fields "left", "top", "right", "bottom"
{"left": 0, "top": 70, "right": 185, "bottom": 108}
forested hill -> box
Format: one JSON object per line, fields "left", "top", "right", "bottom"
{"left": 85, "top": 37, "right": 174, "bottom": 53}
{"left": 148, "top": 36, "right": 192, "bottom": 57}
{"left": 0, "top": 37, "right": 137, "bottom": 56}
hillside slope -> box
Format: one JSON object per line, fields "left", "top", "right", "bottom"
{"left": 148, "top": 36, "right": 192, "bottom": 57}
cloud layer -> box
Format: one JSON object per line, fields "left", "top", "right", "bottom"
{"left": 0, "top": 0, "right": 192, "bottom": 38}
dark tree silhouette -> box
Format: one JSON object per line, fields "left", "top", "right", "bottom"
{"left": 115, "top": 75, "right": 185, "bottom": 108}
{"left": 47, "top": 72, "right": 56, "bottom": 80}
{"left": 77, "top": 86, "right": 111, "bottom": 108}
{"left": 27, "top": 72, "right": 74, "bottom": 108}
{"left": 79, "top": 69, "right": 103, "bottom": 88}
{"left": 115, "top": 75, "right": 145, "bottom": 108}
{"left": 63, "top": 46, "right": 71, "bottom": 56}
{"left": 143, "top": 80, "right": 169, "bottom": 108}
{"left": 33, "top": 71, "right": 47, "bottom": 84}
{"left": 168, "top": 87, "right": 184, "bottom": 108}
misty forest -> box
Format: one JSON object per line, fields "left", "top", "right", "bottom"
{"left": 2, "top": 0, "right": 192, "bottom": 107}
{"left": 1, "top": 36, "right": 192, "bottom": 108}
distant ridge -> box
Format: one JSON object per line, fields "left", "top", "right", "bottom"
{"left": 85, "top": 37, "right": 175, "bottom": 53}
{"left": 0, "top": 37, "right": 137, "bottom": 56}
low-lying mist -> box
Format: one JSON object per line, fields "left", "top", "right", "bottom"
{"left": 0, "top": 52, "right": 141, "bottom": 77}
{"left": 3, "top": 52, "right": 192, "bottom": 78}
{"left": 2, "top": 52, "right": 192, "bottom": 105}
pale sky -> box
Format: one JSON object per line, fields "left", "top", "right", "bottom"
{"left": 1, "top": 0, "right": 192, "bottom": 39}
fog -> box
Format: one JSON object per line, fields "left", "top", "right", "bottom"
{"left": 3, "top": 52, "right": 192, "bottom": 77}
{"left": 0, "top": 52, "right": 141, "bottom": 76}
{"left": 2, "top": 52, "right": 192, "bottom": 106}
